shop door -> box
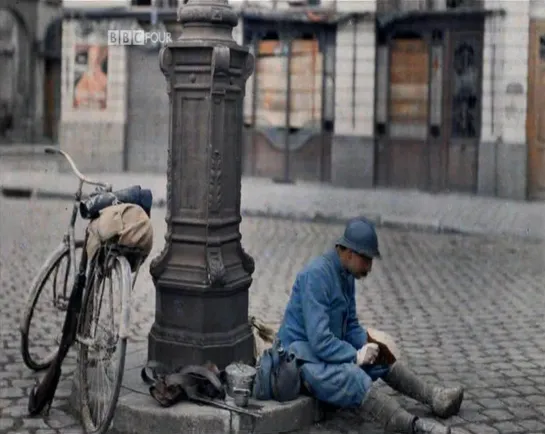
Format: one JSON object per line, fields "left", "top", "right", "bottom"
{"left": 444, "top": 30, "right": 483, "bottom": 193}
{"left": 527, "top": 19, "right": 545, "bottom": 200}
{"left": 43, "top": 59, "right": 60, "bottom": 140}
{"left": 381, "top": 35, "right": 430, "bottom": 189}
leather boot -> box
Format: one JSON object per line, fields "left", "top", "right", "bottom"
{"left": 384, "top": 362, "right": 464, "bottom": 418}
{"left": 360, "top": 387, "right": 451, "bottom": 433}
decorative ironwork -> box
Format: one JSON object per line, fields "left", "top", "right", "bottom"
{"left": 451, "top": 40, "right": 479, "bottom": 138}
{"left": 208, "top": 150, "right": 222, "bottom": 213}
{"left": 206, "top": 246, "right": 226, "bottom": 287}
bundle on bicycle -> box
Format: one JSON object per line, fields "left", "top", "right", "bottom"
{"left": 20, "top": 146, "right": 154, "bottom": 434}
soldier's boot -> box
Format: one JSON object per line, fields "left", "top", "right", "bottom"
{"left": 360, "top": 387, "right": 451, "bottom": 434}
{"left": 383, "top": 362, "right": 464, "bottom": 419}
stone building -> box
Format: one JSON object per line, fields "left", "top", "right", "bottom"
{"left": 58, "top": 0, "right": 542, "bottom": 200}
{"left": 0, "top": 0, "right": 62, "bottom": 144}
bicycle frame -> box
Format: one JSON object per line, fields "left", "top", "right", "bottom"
{"left": 45, "top": 146, "right": 113, "bottom": 301}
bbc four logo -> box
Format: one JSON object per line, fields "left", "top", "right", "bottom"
{"left": 107, "top": 30, "right": 172, "bottom": 46}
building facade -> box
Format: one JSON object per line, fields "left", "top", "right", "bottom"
{"left": 0, "top": 0, "right": 62, "bottom": 144}
{"left": 58, "top": 0, "right": 542, "bottom": 200}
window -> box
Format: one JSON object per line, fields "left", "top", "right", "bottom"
{"left": 377, "top": 0, "right": 483, "bottom": 12}
{"left": 377, "top": 0, "right": 433, "bottom": 13}
{"left": 446, "top": 0, "right": 483, "bottom": 9}
{"left": 451, "top": 40, "right": 479, "bottom": 138}
{"left": 132, "top": 0, "right": 178, "bottom": 7}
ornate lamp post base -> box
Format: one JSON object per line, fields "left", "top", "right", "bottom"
{"left": 147, "top": 0, "right": 257, "bottom": 371}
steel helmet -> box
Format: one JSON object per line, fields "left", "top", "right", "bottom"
{"left": 336, "top": 217, "right": 381, "bottom": 259}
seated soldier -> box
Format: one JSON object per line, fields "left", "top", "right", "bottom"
{"left": 277, "top": 218, "right": 464, "bottom": 434}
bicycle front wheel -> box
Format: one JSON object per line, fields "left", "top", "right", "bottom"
{"left": 20, "top": 240, "right": 84, "bottom": 371}
{"left": 78, "top": 254, "right": 132, "bottom": 434}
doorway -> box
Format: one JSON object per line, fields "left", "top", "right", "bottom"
{"left": 527, "top": 19, "right": 545, "bottom": 200}
{"left": 375, "top": 15, "right": 484, "bottom": 193}
{"left": 43, "top": 58, "right": 60, "bottom": 140}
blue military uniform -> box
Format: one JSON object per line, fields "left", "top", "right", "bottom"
{"left": 276, "top": 218, "right": 462, "bottom": 433}
{"left": 277, "top": 248, "right": 389, "bottom": 408}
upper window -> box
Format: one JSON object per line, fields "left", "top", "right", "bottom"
{"left": 132, "top": 0, "right": 179, "bottom": 7}
{"left": 377, "top": 0, "right": 483, "bottom": 13}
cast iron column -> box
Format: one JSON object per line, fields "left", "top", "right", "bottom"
{"left": 148, "top": 0, "right": 256, "bottom": 370}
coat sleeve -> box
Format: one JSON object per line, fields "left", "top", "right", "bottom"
{"left": 300, "top": 268, "right": 358, "bottom": 364}
{"left": 344, "top": 279, "right": 367, "bottom": 350}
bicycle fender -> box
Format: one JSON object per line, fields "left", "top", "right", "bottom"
{"left": 116, "top": 256, "right": 133, "bottom": 339}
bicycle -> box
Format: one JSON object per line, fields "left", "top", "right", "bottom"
{"left": 20, "top": 146, "right": 151, "bottom": 434}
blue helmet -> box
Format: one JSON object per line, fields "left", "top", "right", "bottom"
{"left": 336, "top": 217, "right": 381, "bottom": 259}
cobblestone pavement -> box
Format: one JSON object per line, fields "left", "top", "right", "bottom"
{"left": 2, "top": 197, "right": 545, "bottom": 433}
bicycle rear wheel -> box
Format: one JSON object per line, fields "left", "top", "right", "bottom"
{"left": 78, "top": 253, "right": 132, "bottom": 434}
{"left": 20, "top": 240, "right": 84, "bottom": 371}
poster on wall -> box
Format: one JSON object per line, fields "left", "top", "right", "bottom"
{"left": 72, "top": 21, "right": 109, "bottom": 110}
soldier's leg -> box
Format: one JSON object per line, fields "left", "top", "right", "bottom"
{"left": 383, "top": 362, "right": 464, "bottom": 419}
{"left": 301, "top": 362, "right": 451, "bottom": 433}
{"left": 361, "top": 387, "right": 451, "bottom": 434}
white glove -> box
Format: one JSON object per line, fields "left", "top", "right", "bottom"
{"left": 356, "top": 343, "right": 379, "bottom": 366}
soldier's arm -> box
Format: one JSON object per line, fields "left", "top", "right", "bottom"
{"left": 344, "top": 278, "right": 368, "bottom": 349}
{"left": 300, "top": 269, "right": 358, "bottom": 364}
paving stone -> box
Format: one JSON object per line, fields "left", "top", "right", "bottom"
{"left": 491, "top": 421, "right": 526, "bottom": 433}
{"left": 519, "top": 419, "right": 545, "bottom": 431}
{"left": 481, "top": 409, "right": 514, "bottom": 421}
{"left": 477, "top": 398, "right": 508, "bottom": 409}
{"left": 0, "top": 388, "right": 24, "bottom": 399}
{"left": 22, "top": 417, "right": 52, "bottom": 429}
{"left": 465, "top": 423, "right": 500, "bottom": 434}
{"left": 0, "top": 417, "right": 15, "bottom": 431}
{"left": 3, "top": 404, "right": 31, "bottom": 418}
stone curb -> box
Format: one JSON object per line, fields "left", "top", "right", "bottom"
{"left": 2, "top": 184, "right": 536, "bottom": 240}
{"left": 110, "top": 392, "right": 322, "bottom": 434}
{"left": 68, "top": 347, "right": 323, "bottom": 434}
{"left": 0, "top": 184, "right": 468, "bottom": 235}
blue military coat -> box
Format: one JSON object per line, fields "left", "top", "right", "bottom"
{"left": 277, "top": 249, "right": 389, "bottom": 408}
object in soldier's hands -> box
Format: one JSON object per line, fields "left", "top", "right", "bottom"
{"left": 366, "top": 327, "right": 399, "bottom": 366}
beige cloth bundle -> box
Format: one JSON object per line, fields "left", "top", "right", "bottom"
{"left": 86, "top": 203, "right": 154, "bottom": 265}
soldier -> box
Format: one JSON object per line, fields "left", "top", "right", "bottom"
{"left": 277, "top": 218, "right": 464, "bottom": 434}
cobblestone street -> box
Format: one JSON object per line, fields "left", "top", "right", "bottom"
{"left": 2, "top": 197, "right": 545, "bottom": 433}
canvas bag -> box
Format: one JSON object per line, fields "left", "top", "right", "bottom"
{"left": 86, "top": 203, "right": 153, "bottom": 268}
{"left": 252, "top": 338, "right": 301, "bottom": 403}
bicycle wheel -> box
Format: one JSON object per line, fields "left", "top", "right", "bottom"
{"left": 20, "top": 239, "right": 84, "bottom": 371}
{"left": 79, "top": 253, "right": 132, "bottom": 434}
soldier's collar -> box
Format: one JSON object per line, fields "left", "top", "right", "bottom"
{"left": 325, "top": 249, "right": 350, "bottom": 280}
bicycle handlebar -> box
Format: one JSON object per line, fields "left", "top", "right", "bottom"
{"left": 44, "top": 146, "right": 112, "bottom": 191}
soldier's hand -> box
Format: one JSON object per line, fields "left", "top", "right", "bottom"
{"left": 356, "top": 343, "right": 379, "bottom": 366}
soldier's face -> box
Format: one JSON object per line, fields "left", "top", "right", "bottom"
{"left": 349, "top": 252, "right": 373, "bottom": 280}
